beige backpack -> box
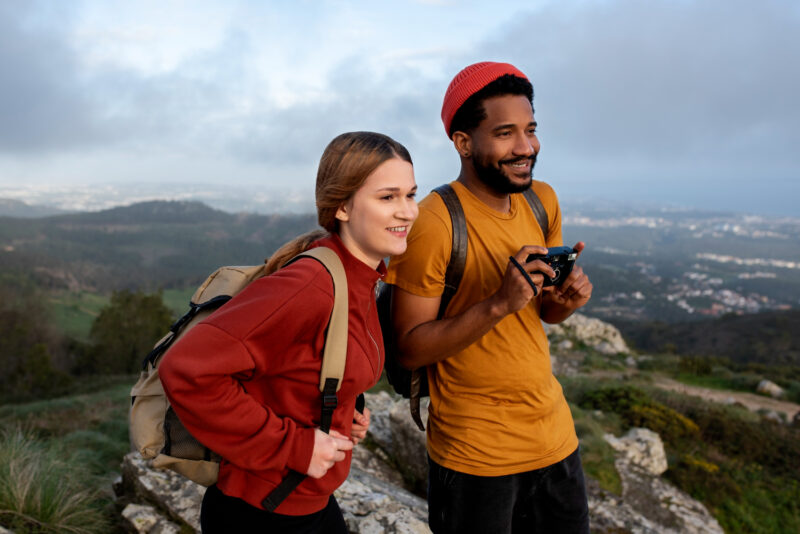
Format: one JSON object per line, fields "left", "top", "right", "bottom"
{"left": 129, "top": 247, "right": 349, "bottom": 505}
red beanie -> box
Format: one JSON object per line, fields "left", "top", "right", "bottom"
{"left": 441, "top": 61, "right": 529, "bottom": 138}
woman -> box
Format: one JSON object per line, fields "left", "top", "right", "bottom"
{"left": 159, "top": 131, "right": 418, "bottom": 532}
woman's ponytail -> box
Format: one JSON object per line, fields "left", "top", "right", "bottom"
{"left": 264, "top": 229, "right": 329, "bottom": 275}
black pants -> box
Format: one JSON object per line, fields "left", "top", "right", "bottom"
{"left": 200, "top": 484, "right": 348, "bottom": 533}
{"left": 428, "top": 447, "right": 590, "bottom": 534}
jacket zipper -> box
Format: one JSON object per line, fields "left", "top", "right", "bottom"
{"left": 365, "top": 281, "right": 381, "bottom": 382}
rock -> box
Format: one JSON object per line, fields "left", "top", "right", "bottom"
{"left": 122, "top": 452, "right": 204, "bottom": 532}
{"left": 336, "top": 466, "right": 430, "bottom": 533}
{"left": 0, "top": 526, "right": 16, "bottom": 534}
{"left": 388, "top": 398, "right": 429, "bottom": 485}
{"left": 604, "top": 428, "right": 668, "bottom": 476}
{"left": 756, "top": 379, "right": 783, "bottom": 398}
{"left": 121, "top": 444, "right": 431, "bottom": 534}
{"left": 122, "top": 503, "right": 181, "bottom": 534}
{"left": 545, "top": 313, "right": 630, "bottom": 355}
{"left": 761, "top": 410, "right": 785, "bottom": 423}
{"left": 365, "top": 391, "right": 396, "bottom": 448}
{"left": 601, "top": 428, "right": 723, "bottom": 534}
{"left": 351, "top": 441, "right": 405, "bottom": 487}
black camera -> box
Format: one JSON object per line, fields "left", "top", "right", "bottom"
{"left": 526, "top": 246, "right": 578, "bottom": 287}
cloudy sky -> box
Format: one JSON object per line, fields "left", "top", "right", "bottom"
{"left": 1, "top": 0, "right": 798, "bottom": 216}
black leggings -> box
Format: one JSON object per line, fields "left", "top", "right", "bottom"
{"left": 200, "top": 484, "right": 348, "bottom": 533}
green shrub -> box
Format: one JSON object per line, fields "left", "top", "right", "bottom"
{"left": 81, "top": 289, "right": 173, "bottom": 374}
{"left": 580, "top": 386, "right": 699, "bottom": 446}
{"left": 0, "top": 427, "right": 109, "bottom": 533}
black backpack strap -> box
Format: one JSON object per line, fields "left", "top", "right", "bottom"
{"left": 141, "top": 295, "right": 233, "bottom": 370}
{"left": 432, "top": 184, "right": 468, "bottom": 318}
{"left": 522, "top": 187, "right": 549, "bottom": 240}
{"left": 402, "top": 184, "right": 469, "bottom": 431}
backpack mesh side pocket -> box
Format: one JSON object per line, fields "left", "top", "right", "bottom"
{"left": 162, "top": 406, "right": 222, "bottom": 462}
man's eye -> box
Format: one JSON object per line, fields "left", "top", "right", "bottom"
{"left": 407, "top": 192, "right": 417, "bottom": 199}
{"left": 380, "top": 195, "right": 393, "bottom": 201}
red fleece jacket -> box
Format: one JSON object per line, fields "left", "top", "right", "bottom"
{"left": 159, "top": 234, "right": 385, "bottom": 515}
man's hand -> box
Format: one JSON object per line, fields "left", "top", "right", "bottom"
{"left": 306, "top": 428, "right": 353, "bottom": 479}
{"left": 541, "top": 242, "right": 593, "bottom": 321}
{"left": 489, "top": 245, "right": 556, "bottom": 316}
{"left": 350, "top": 407, "right": 371, "bottom": 445}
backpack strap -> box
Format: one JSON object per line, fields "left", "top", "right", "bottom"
{"left": 401, "top": 184, "right": 469, "bottom": 432}
{"left": 404, "top": 184, "right": 549, "bottom": 431}
{"left": 432, "top": 184, "right": 468, "bottom": 319}
{"left": 522, "top": 187, "right": 549, "bottom": 241}
{"left": 261, "top": 246, "right": 348, "bottom": 513}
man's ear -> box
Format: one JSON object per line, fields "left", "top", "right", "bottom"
{"left": 335, "top": 203, "right": 350, "bottom": 223}
{"left": 452, "top": 132, "right": 472, "bottom": 159}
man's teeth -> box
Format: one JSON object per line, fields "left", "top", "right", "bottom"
{"left": 388, "top": 226, "right": 407, "bottom": 232}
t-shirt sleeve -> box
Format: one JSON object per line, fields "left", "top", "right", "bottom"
{"left": 385, "top": 196, "right": 452, "bottom": 298}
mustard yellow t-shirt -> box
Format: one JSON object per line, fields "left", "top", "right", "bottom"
{"left": 385, "top": 180, "right": 578, "bottom": 476}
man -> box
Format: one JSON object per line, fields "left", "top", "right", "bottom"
{"left": 384, "top": 62, "right": 592, "bottom": 533}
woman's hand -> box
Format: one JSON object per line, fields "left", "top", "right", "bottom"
{"left": 306, "top": 428, "right": 353, "bottom": 479}
{"left": 351, "top": 407, "right": 371, "bottom": 445}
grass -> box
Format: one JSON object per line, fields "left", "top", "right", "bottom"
{"left": 570, "top": 403, "right": 622, "bottom": 495}
{"left": 48, "top": 292, "right": 109, "bottom": 341}
{"left": 0, "top": 427, "right": 111, "bottom": 533}
{"left": 0, "top": 378, "right": 135, "bottom": 532}
{"left": 48, "top": 287, "right": 194, "bottom": 342}
{"left": 161, "top": 288, "right": 195, "bottom": 317}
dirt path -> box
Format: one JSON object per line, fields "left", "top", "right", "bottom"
{"left": 654, "top": 377, "right": 800, "bottom": 421}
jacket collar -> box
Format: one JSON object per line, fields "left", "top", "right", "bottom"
{"left": 312, "top": 233, "right": 386, "bottom": 289}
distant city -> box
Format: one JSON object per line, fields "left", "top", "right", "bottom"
{"left": 0, "top": 182, "right": 317, "bottom": 215}
{"left": 2, "top": 182, "right": 799, "bottom": 323}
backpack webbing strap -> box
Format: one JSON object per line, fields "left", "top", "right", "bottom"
{"left": 403, "top": 185, "right": 469, "bottom": 431}
{"left": 141, "top": 295, "right": 233, "bottom": 370}
{"left": 261, "top": 246, "right": 349, "bottom": 513}
{"left": 432, "top": 184, "right": 468, "bottom": 318}
{"left": 522, "top": 187, "right": 549, "bottom": 241}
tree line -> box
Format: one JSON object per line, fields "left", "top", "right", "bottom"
{"left": 1, "top": 281, "right": 173, "bottom": 403}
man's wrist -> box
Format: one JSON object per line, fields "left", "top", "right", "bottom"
{"left": 485, "top": 293, "right": 510, "bottom": 320}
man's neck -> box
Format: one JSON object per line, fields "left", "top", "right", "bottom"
{"left": 456, "top": 168, "right": 511, "bottom": 213}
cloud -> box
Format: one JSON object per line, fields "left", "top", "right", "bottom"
{"left": 478, "top": 0, "right": 800, "bottom": 183}
{"left": 0, "top": 2, "right": 109, "bottom": 153}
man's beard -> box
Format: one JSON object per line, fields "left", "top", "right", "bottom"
{"left": 473, "top": 153, "right": 537, "bottom": 194}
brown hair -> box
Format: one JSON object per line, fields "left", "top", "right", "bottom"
{"left": 265, "top": 131, "right": 412, "bottom": 274}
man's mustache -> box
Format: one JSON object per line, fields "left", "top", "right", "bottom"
{"left": 498, "top": 154, "right": 537, "bottom": 168}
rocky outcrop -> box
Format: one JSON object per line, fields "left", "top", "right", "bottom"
{"left": 116, "top": 390, "right": 723, "bottom": 533}
{"left": 596, "top": 428, "right": 723, "bottom": 534}
{"left": 757, "top": 379, "right": 784, "bottom": 398}
{"left": 545, "top": 312, "right": 630, "bottom": 355}
{"left": 605, "top": 428, "right": 668, "bottom": 476}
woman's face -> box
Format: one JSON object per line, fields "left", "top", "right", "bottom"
{"left": 336, "top": 157, "right": 418, "bottom": 268}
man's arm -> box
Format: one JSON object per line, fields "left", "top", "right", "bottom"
{"left": 540, "top": 241, "right": 593, "bottom": 324}
{"left": 392, "top": 246, "right": 555, "bottom": 370}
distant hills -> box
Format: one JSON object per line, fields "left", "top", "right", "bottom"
{"left": 0, "top": 198, "right": 71, "bottom": 218}
{"left": 617, "top": 309, "right": 800, "bottom": 366}
{"left": 0, "top": 200, "right": 318, "bottom": 292}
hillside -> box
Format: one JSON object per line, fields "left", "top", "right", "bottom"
{"left": 0, "top": 200, "right": 318, "bottom": 292}
{"left": 617, "top": 309, "right": 800, "bottom": 366}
